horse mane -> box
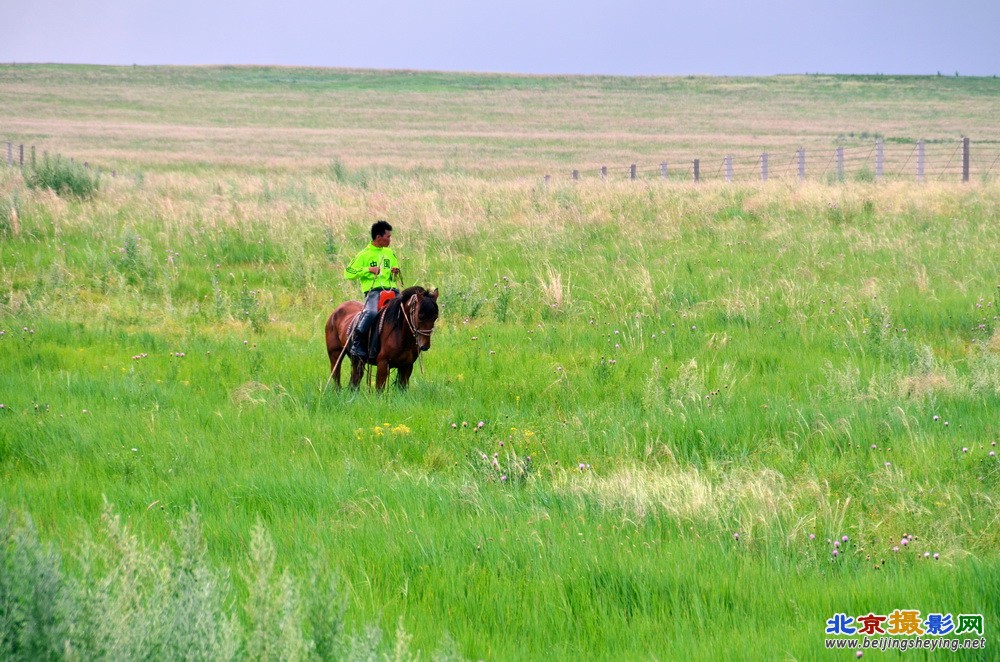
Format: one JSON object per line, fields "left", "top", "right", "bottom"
{"left": 382, "top": 286, "right": 436, "bottom": 328}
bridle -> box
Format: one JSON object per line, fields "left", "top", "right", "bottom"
{"left": 401, "top": 294, "right": 435, "bottom": 344}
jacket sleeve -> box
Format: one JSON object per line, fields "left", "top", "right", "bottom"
{"left": 344, "top": 248, "right": 371, "bottom": 282}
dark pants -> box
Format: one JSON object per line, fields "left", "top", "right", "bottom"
{"left": 350, "top": 288, "right": 397, "bottom": 358}
{"left": 355, "top": 289, "right": 382, "bottom": 336}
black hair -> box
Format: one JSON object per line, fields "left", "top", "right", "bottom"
{"left": 371, "top": 220, "right": 393, "bottom": 241}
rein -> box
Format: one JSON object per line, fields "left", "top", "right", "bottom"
{"left": 401, "top": 295, "right": 434, "bottom": 340}
{"left": 400, "top": 293, "right": 434, "bottom": 375}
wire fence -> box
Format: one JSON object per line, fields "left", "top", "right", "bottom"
{"left": 5, "top": 138, "right": 1000, "bottom": 186}
{"left": 550, "top": 138, "right": 1000, "bottom": 185}
{"left": 2, "top": 141, "right": 119, "bottom": 178}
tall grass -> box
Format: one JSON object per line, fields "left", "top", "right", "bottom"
{"left": 2, "top": 169, "right": 998, "bottom": 658}
{"left": 2, "top": 63, "right": 1000, "bottom": 656}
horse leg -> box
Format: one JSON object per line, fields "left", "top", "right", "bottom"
{"left": 331, "top": 351, "right": 345, "bottom": 390}
{"left": 375, "top": 360, "right": 390, "bottom": 391}
{"left": 349, "top": 357, "right": 365, "bottom": 389}
{"left": 396, "top": 364, "right": 413, "bottom": 390}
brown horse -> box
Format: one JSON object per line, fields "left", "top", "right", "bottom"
{"left": 325, "top": 286, "right": 440, "bottom": 390}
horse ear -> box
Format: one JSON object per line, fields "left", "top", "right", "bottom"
{"left": 430, "top": 288, "right": 439, "bottom": 300}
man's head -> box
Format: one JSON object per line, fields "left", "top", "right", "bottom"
{"left": 371, "top": 220, "right": 393, "bottom": 247}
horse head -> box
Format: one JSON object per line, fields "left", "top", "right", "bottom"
{"left": 400, "top": 286, "right": 439, "bottom": 352}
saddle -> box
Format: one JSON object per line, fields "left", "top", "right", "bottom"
{"left": 353, "top": 291, "right": 396, "bottom": 365}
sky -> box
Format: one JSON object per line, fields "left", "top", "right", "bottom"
{"left": 2, "top": 0, "right": 998, "bottom": 77}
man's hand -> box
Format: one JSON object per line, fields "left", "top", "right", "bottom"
{"left": 368, "top": 266, "right": 381, "bottom": 275}
{"left": 391, "top": 267, "right": 401, "bottom": 277}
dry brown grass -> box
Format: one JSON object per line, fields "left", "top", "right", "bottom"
{"left": 3, "top": 66, "right": 999, "bottom": 178}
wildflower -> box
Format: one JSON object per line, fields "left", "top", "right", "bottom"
{"left": 933, "top": 415, "right": 939, "bottom": 421}
{"left": 924, "top": 552, "right": 930, "bottom": 558}
{"left": 885, "top": 462, "right": 891, "bottom": 467}
{"left": 857, "top": 652, "right": 863, "bottom": 659}
{"left": 733, "top": 532, "right": 739, "bottom": 541}
{"left": 809, "top": 533, "right": 815, "bottom": 540}
{"left": 832, "top": 550, "right": 839, "bottom": 557}
{"left": 500, "top": 475, "right": 507, "bottom": 482}
{"left": 901, "top": 538, "right": 909, "bottom": 546}
{"left": 391, "top": 425, "right": 411, "bottom": 435}
{"left": 834, "top": 541, "right": 841, "bottom": 548}
{"left": 944, "top": 421, "right": 949, "bottom": 427}
{"left": 842, "top": 535, "right": 849, "bottom": 543}
{"left": 990, "top": 451, "right": 996, "bottom": 457}
{"left": 933, "top": 553, "right": 939, "bottom": 560}
{"left": 451, "top": 423, "right": 457, "bottom": 429}
{"left": 892, "top": 546, "right": 899, "bottom": 553}
{"left": 871, "top": 444, "right": 877, "bottom": 450}
{"left": 462, "top": 421, "right": 468, "bottom": 427}
{"left": 962, "top": 447, "right": 968, "bottom": 453}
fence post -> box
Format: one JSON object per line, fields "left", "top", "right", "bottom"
{"left": 876, "top": 139, "right": 884, "bottom": 181}
{"left": 798, "top": 148, "right": 806, "bottom": 180}
{"left": 19, "top": 145, "right": 24, "bottom": 168}
{"left": 5, "top": 142, "right": 10, "bottom": 166}
{"left": 600, "top": 166, "right": 607, "bottom": 181}
{"left": 760, "top": 153, "right": 768, "bottom": 181}
{"left": 630, "top": 164, "right": 637, "bottom": 180}
{"left": 543, "top": 174, "right": 550, "bottom": 186}
{"left": 917, "top": 140, "right": 925, "bottom": 182}
{"left": 572, "top": 169, "right": 579, "bottom": 181}
{"left": 962, "top": 137, "right": 970, "bottom": 182}
{"left": 30, "top": 146, "right": 36, "bottom": 169}
{"left": 724, "top": 155, "right": 733, "bottom": 182}
{"left": 693, "top": 159, "right": 700, "bottom": 183}
{"left": 660, "top": 162, "right": 668, "bottom": 179}
{"left": 836, "top": 146, "right": 845, "bottom": 181}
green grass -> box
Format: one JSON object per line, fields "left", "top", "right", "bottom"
{"left": 2, "top": 167, "right": 999, "bottom": 659}
{"left": 1, "top": 67, "right": 1000, "bottom": 659}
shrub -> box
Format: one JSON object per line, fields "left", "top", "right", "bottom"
{"left": 0, "top": 503, "right": 445, "bottom": 660}
{"left": 0, "top": 508, "right": 74, "bottom": 660}
{"left": 24, "top": 154, "right": 100, "bottom": 199}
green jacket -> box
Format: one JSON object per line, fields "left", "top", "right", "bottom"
{"left": 344, "top": 243, "right": 400, "bottom": 294}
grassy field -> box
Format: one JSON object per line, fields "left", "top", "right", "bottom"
{"left": 3, "top": 64, "right": 1000, "bottom": 179}
{"left": 2, "top": 66, "right": 1000, "bottom": 660}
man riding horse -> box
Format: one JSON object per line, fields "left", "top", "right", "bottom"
{"left": 344, "top": 220, "right": 400, "bottom": 360}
